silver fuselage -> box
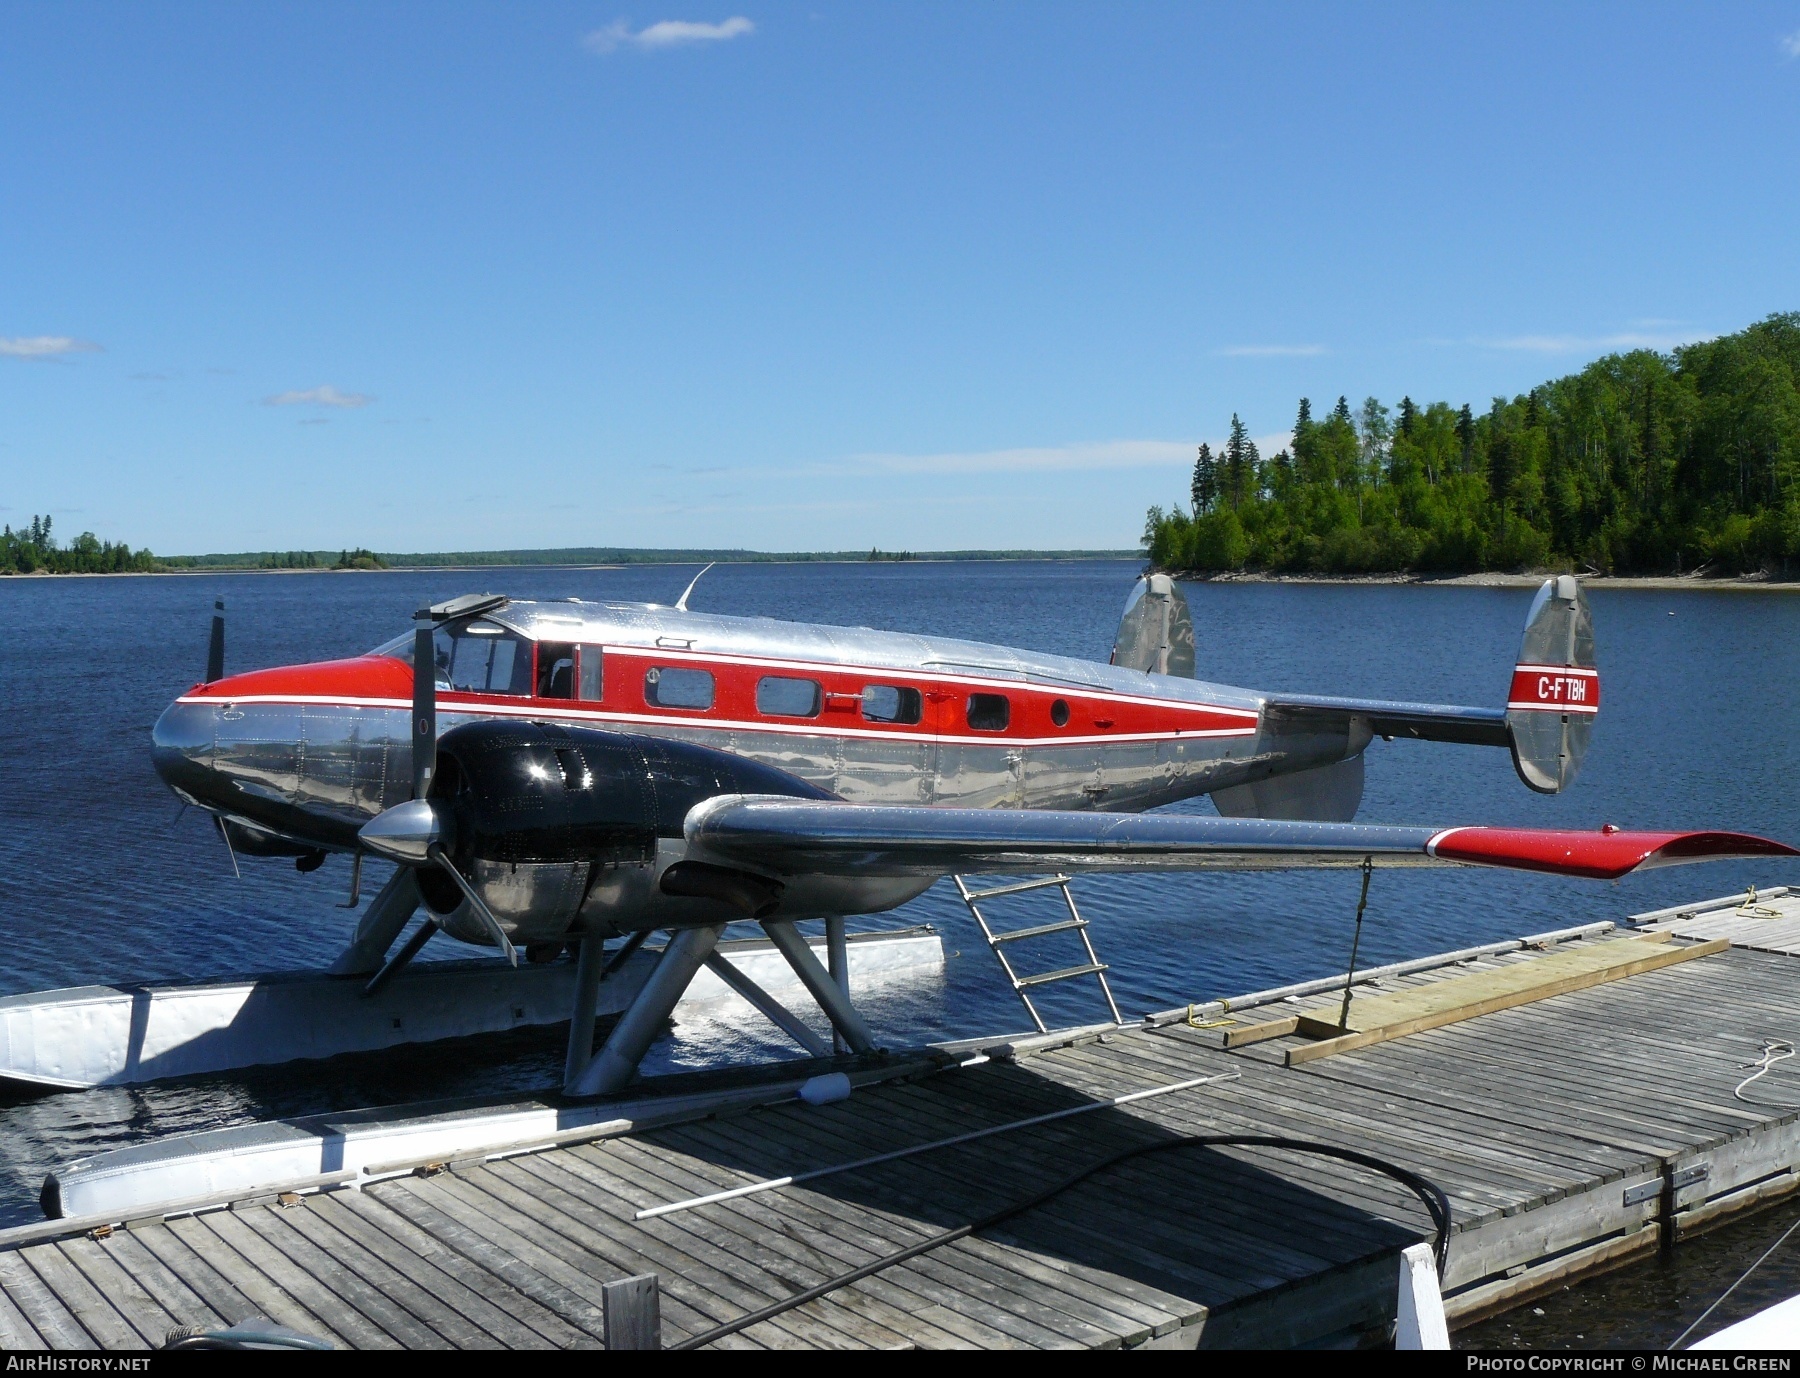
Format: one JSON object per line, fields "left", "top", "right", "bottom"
{"left": 152, "top": 598, "right": 1366, "bottom": 943}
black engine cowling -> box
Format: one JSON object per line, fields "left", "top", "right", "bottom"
{"left": 415, "top": 720, "right": 833, "bottom": 929}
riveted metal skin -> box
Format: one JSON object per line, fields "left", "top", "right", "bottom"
{"left": 148, "top": 585, "right": 1609, "bottom": 949}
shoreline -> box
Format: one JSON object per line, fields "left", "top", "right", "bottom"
{"left": 8, "top": 560, "right": 1797, "bottom": 592}
{"left": 0, "top": 554, "right": 1144, "bottom": 580}
{"left": 1166, "top": 569, "right": 1800, "bottom": 593}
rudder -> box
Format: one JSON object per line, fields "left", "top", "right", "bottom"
{"left": 1506, "top": 575, "right": 1598, "bottom": 793}
{"left": 1111, "top": 574, "right": 1195, "bottom": 677}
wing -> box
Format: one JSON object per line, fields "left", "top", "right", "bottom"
{"left": 684, "top": 795, "right": 1797, "bottom": 882}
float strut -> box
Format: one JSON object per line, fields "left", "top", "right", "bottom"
{"left": 563, "top": 929, "right": 610, "bottom": 1089}
{"left": 826, "top": 916, "right": 850, "bottom": 1055}
{"left": 328, "top": 867, "right": 422, "bottom": 976}
{"left": 702, "top": 952, "right": 831, "bottom": 1058}
{"left": 568, "top": 925, "right": 726, "bottom": 1098}
{"left": 603, "top": 929, "right": 651, "bottom": 977}
{"left": 762, "top": 919, "right": 875, "bottom": 1055}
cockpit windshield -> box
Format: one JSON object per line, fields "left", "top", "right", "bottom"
{"left": 373, "top": 619, "right": 533, "bottom": 696}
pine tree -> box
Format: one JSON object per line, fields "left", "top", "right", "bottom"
{"left": 1191, "top": 443, "right": 1218, "bottom": 514}
{"left": 1332, "top": 396, "right": 1352, "bottom": 426}
{"left": 1398, "top": 396, "right": 1416, "bottom": 437}
{"left": 1225, "top": 415, "right": 1258, "bottom": 507}
{"left": 1457, "top": 404, "right": 1475, "bottom": 473}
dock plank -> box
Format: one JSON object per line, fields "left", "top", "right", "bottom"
{"left": 238, "top": 1203, "right": 460, "bottom": 1349}
{"left": 55, "top": 1237, "right": 183, "bottom": 1345}
{"left": 165, "top": 1213, "right": 356, "bottom": 1347}
{"left": 99, "top": 1229, "right": 232, "bottom": 1334}
{"left": 526, "top": 1141, "right": 1128, "bottom": 1349}
{"left": 369, "top": 1178, "right": 640, "bottom": 1347}
{"left": 505, "top": 1146, "right": 960, "bottom": 1348}
{"left": 308, "top": 1193, "right": 581, "bottom": 1350}
{"left": 0, "top": 1249, "right": 89, "bottom": 1349}
{"left": 16, "top": 1242, "right": 143, "bottom": 1349}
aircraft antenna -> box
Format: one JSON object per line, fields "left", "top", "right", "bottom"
{"left": 674, "top": 562, "right": 715, "bottom": 612}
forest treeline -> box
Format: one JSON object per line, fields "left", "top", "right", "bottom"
{"left": 1145, "top": 312, "right": 1800, "bottom": 576}
{"left": 0, "top": 516, "right": 157, "bottom": 574}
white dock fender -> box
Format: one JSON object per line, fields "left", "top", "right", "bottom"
{"left": 1395, "top": 1241, "right": 1449, "bottom": 1350}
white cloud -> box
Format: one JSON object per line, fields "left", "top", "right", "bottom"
{"left": 1781, "top": 29, "right": 1800, "bottom": 58}
{"left": 1214, "top": 344, "right": 1327, "bottom": 358}
{"left": 0, "top": 335, "right": 101, "bottom": 359}
{"left": 584, "top": 16, "right": 754, "bottom": 53}
{"left": 1476, "top": 331, "right": 1707, "bottom": 353}
{"left": 263, "top": 385, "right": 375, "bottom": 408}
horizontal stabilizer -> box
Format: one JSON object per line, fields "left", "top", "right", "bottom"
{"left": 686, "top": 795, "right": 1796, "bottom": 883}
{"left": 1239, "top": 576, "right": 1597, "bottom": 806}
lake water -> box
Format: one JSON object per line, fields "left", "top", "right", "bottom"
{"left": 4, "top": 560, "right": 1800, "bottom": 1342}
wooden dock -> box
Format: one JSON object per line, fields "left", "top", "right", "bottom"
{"left": 5, "top": 889, "right": 1800, "bottom": 1350}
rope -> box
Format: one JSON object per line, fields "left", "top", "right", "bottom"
{"left": 1668, "top": 1208, "right": 1800, "bottom": 1349}
{"left": 1337, "top": 857, "right": 1374, "bottom": 1031}
{"left": 1736, "top": 885, "right": 1783, "bottom": 919}
{"left": 670, "top": 1134, "right": 1452, "bottom": 1350}
{"left": 1733, "top": 1040, "right": 1797, "bottom": 1106}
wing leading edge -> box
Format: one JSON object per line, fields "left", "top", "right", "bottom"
{"left": 684, "top": 795, "right": 1796, "bottom": 883}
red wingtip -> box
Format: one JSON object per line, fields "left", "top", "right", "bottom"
{"left": 1427, "top": 827, "right": 1800, "bottom": 880}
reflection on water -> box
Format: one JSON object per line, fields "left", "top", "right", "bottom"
{"left": 4, "top": 561, "right": 1800, "bottom": 1342}
{"left": 1459, "top": 1193, "right": 1800, "bottom": 1350}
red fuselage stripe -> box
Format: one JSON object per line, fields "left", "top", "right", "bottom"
{"left": 181, "top": 645, "right": 1263, "bottom": 747}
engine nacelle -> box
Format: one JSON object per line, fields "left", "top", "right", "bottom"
{"left": 417, "top": 720, "right": 833, "bottom": 945}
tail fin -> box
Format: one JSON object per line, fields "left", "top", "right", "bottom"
{"left": 1506, "top": 576, "right": 1598, "bottom": 794}
{"left": 1111, "top": 574, "right": 1195, "bottom": 677}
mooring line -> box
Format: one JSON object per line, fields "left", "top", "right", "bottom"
{"left": 633, "top": 1069, "right": 1242, "bottom": 1221}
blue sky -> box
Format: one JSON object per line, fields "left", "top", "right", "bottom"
{"left": 3, "top": 2, "right": 1798, "bottom": 555}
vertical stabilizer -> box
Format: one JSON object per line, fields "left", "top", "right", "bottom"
{"left": 1111, "top": 574, "right": 1196, "bottom": 677}
{"left": 1506, "top": 576, "right": 1598, "bottom": 793}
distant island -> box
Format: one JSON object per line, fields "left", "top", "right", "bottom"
{"left": 1146, "top": 311, "right": 1800, "bottom": 580}
{"left": 0, "top": 527, "right": 1135, "bottom": 576}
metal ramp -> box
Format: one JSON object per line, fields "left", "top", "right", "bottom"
{"left": 953, "top": 874, "right": 1122, "bottom": 1033}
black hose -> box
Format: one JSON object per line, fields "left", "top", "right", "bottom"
{"left": 670, "top": 1133, "right": 1453, "bottom": 1350}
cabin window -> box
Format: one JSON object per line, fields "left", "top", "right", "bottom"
{"left": 645, "top": 666, "right": 714, "bottom": 710}
{"left": 756, "top": 675, "right": 821, "bottom": 718}
{"left": 966, "top": 693, "right": 1010, "bottom": 732}
{"left": 537, "top": 643, "right": 576, "bottom": 699}
{"left": 446, "top": 621, "right": 533, "bottom": 695}
{"left": 862, "top": 685, "right": 923, "bottom": 725}
{"left": 1050, "top": 698, "right": 1071, "bottom": 727}
{"left": 578, "top": 646, "right": 604, "bottom": 702}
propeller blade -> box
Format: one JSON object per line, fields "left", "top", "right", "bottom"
{"left": 411, "top": 607, "right": 436, "bottom": 800}
{"left": 427, "top": 845, "right": 518, "bottom": 966}
{"left": 204, "top": 598, "right": 225, "bottom": 683}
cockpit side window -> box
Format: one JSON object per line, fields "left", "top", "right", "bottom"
{"left": 380, "top": 620, "right": 532, "bottom": 695}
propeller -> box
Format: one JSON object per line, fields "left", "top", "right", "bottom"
{"left": 411, "top": 605, "right": 435, "bottom": 798}
{"left": 358, "top": 604, "right": 517, "bottom": 965}
{"left": 204, "top": 598, "right": 225, "bottom": 683}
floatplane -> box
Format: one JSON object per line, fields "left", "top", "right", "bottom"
{"left": 125, "top": 570, "right": 1792, "bottom": 1099}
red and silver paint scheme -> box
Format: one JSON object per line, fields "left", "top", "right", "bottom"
{"left": 148, "top": 575, "right": 1794, "bottom": 1096}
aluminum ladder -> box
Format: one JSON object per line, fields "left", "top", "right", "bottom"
{"left": 953, "top": 874, "right": 1122, "bottom": 1033}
